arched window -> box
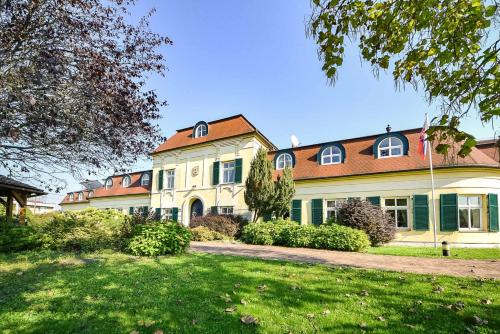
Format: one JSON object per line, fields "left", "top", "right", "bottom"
{"left": 194, "top": 124, "right": 207, "bottom": 138}
{"left": 122, "top": 175, "right": 131, "bottom": 188}
{"left": 78, "top": 192, "right": 83, "bottom": 201}
{"left": 69, "top": 193, "right": 74, "bottom": 201}
{"left": 276, "top": 153, "right": 293, "bottom": 170}
{"left": 141, "top": 173, "right": 150, "bottom": 186}
{"left": 378, "top": 137, "right": 403, "bottom": 158}
{"left": 321, "top": 146, "right": 342, "bottom": 165}
{"left": 105, "top": 177, "right": 113, "bottom": 189}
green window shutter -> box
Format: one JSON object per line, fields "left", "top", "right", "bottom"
{"left": 440, "top": 194, "right": 458, "bottom": 231}
{"left": 155, "top": 208, "right": 162, "bottom": 221}
{"left": 234, "top": 158, "right": 243, "bottom": 183}
{"left": 262, "top": 212, "right": 272, "bottom": 222}
{"left": 142, "top": 206, "right": 149, "bottom": 217}
{"left": 291, "top": 200, "right": 302, "bottom": 224}
{"left": 158, "top": 170, "right": 163, "bottom": 190}
{"left": 172, "top": 207, "right": 179, "bottom": 222}
{"left": 211, "top": 206, "right": 218, "bottom": 215}
{"left": 212, "top": 161, "right": 220, "bottom": 185}
{"left": 311, "top": 199, "right": 323, "bottom": 225}
{"left": 129, "top": 207, "right": 134, "bottom": 215}
{"left": 488, "top": 194, "right": 499, "bottom": 232}
{"left": 366, "top": 196, "right": 380, "bottom": 206}
{"left": 413, "top": 195, "right": 429, "bottom": 231}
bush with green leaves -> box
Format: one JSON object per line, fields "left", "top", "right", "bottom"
{"left": 241, "top": 219, "right": 295, "bottom": 245}
{"left": 190, "top": 214, "right": 243, "bottom": 238}
{"left": 127, "top": 222, "right": 191, "bottom": 256}
{"left": 0, "top": 225, "right": 40, "bottom": 253}
{"left": 190, "top": 226, "right": 227, "bottom": 241}
{"left": 312, "top": 225, "right": 370, "bottom": 252}
{"left": 279, "top": 224, "right": 317, "bottom": 248}
{"left": 336, "top": 199, "right": 396, "bottom": 246}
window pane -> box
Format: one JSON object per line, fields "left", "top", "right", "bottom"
{"left": 327, "top": 201, "right": 335, "bottom": 208}
{"left": 380, "top": 139, "right": 390, "bottom": 148}
{"left": 471, "top": 209, "right": 481, "bottom": 228}
{"left": 396, "top": 198, "right": 407, "bottom": 206}
{"left": 385, "top": 198, "right": 395, "bottom": 206}
{"left": 323, "top": 156, "right": 331, "bottom": 164}
{"left": 397, "top": 210, "right": 408, "bottom": 228}
{"left": 332, "top": 155, "right": 341, "bottom": 163}
{"left": 458, "top": 196, "right": 468, "bottom": 206}
{"left": 459, "top": 209, "right": 469, "bottom": 228}
{"left": 386, "top": 210, "right": 396, "bottom": 221}
{"left": 469, "top": 196, "right": 480, "bottom": 206}
{"left": 391, "top": 147, "right": 401, "bottom": 156}
{"left": 380, "top": 148, "right": 390, "bottom": 157}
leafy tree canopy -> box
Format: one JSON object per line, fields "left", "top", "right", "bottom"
{"left": 309, "top": 0, "right": 499, "bottom": 157}
{"left": 0, "top": 0, "right": 171, "bottom": 191}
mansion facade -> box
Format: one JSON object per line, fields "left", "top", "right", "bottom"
{"left": 60, "top": 115, "right": 500, "bottom": 246}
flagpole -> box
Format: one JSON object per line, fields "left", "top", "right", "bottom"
{"left": 428, "top": 137, "right": 438, "bottom": 249}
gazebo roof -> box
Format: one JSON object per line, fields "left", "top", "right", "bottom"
{"left": 0, "top": 176, "right": 46, "bottom": 197}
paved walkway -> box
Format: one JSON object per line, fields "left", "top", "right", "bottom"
{"left": 190, "top": 242, "right": 500, "bottom": 278}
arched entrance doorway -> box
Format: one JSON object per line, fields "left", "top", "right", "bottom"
{"left": 190, "top": 199, "right": 203, "bottom": 220}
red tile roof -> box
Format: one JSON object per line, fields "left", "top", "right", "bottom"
{"left": 60, "top": 171, "right": 151, "bottom": 204}
{"left": 477, "top": 139, "right": 499, "bottom": 162}
{"left": 152, "top": 114, "right": 276, "bottom": 154}
{"left": 270, "top": 129, "right": 499, "bottom": 181}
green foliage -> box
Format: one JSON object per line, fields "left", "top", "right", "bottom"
{"left": 242, "top": 219, "right": 370, "bottom": 251}
{"left": 244, "top": 147, "right": 275, "bottom": 222}
{"left": 127, "top": 222, "right": 191, "bottom": 256}
{"left": 309, "top": 0, "right": 499, "bottom": 156}
{"left": 0, "top": 225, "right": 40, "bottom": 253}
{"left": 272, "top": 167, "right": 296, "bottom": 218}
{"left": 189, "top": 214, "right": 246, "bottom": 238}
{"left": 190, "top": 226, "right": 227, "bottom": 241}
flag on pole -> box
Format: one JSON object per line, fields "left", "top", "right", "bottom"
{"left": 418, "top": 114, "right": 429, "bottom": 160}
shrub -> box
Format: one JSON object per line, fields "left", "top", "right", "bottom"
{"left": 190, "top": 226, "right": 227, "bottom": 241}
{"left": 312, "top": 224, "right": 370, "bottom": 251}
{"left": 241, "top": 219, "right": 296, "bottom": 245}
{"left": 0, "top": 225, "right": 40, "bottom": 253}
{"left": 336, "top": 199, "right": 396, "bottom": 246}
{"left": 127, "top": 222, "right": 191, "bottom": 256}
{"left": 190, "top": 214, "right": 240, "bottom": 238}
{"left": 279, "top": 224, "right": 317, "bottom": 247}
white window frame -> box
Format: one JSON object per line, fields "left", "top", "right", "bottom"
{"left": 195, "top": 124, "right": 207, "bottom": 138}
{"left": 276, "top": 153, "right": 293, "bottom": 170}
{"left": 162, "top": 208, "right": 173, "bottom": 221}
{"left": 222, "top": 161, "right": 235, "bottom": 184}
{"left": 321, "top": 146, "right": 342, "bottom": 165}
{"left": 77, "top": 192, "right": 83, "bottom": 201}
{"left": 220, "top": 206, "right": 234, "bottom": 215}
{"left": 383, "top": 197, "right": 409, "bottom": 229}
{"left": 325, "top": 199, "right": 346, "bottom": 220}
{"left": 166, "top": 169, "right": 175, "bottom": 189}
{"left": 141, "top": 173, "right": 150, "bottom": 186}
{"left": 378, "top": 137, "right": 404, "bottom": 158}
{"left": 105, "top": 178, "right": 113, "bottom": 189}
{"left": 122, "top": 175, "right": 131, "bottom": 188}
{"left": 69, "top": 193, "right": 74, "bottom": 201}
{"left": 458, "top": 195, "right": 482, "bottom": 231}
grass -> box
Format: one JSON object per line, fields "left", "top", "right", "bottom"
{"left": 367, "top": 246, "right": 500, "bottom": 260}
{"left": 0, "top": 251, "right": 499, "bottom": 334}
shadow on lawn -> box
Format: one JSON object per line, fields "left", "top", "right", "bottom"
{"left": 0, "top": 251, "right": 498, "bottom": 334}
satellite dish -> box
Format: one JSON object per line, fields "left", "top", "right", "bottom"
{"left": 290, "top": 134, "right": 300, "bottom": 148}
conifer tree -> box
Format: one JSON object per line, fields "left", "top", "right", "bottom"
{"left": 244, "top": 147, "right": 275, "bottom": 222}
{"left": 272, "top": 167, "right": 295, "bottom": 218}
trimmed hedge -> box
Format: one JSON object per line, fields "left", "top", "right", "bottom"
{"left": 190, "top": 226, "right": 227, "bottom": 241}
{"left": 127, "top": 222, "right": 191, "bottom": 256}
{"left": 241, "top": 219, "right": 370, "bottom": 252}
{"left": 190, "top": 214, "right": 247, "bottom": 238}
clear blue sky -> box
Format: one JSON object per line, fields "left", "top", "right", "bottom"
{"left": 52, "top": 0, "right": 499, "bottom": 200}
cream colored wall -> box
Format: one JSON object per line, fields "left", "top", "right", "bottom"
{"left": 60, "top": 202, "right": 90, "bottom": 211}
{"left": 151, "top": 135, "right": 267, "bottom": 225}
{"left": 294, "top": 168, "right": 500, "bottom": 245}
{"left": 88, "top": 195, "right": 151, "bottom": 215}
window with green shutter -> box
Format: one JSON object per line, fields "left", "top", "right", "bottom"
{"left": 291, "top": 200, "right": 302, "bottom": 223}
{"left": 366, "top": 196, "right": 380, "bottom": 206}
{"left": 212, "top": 161, "right": 220, "bottom": 185}
{"left": 488, "top": 194, "right": 499, "bottom": 232}
{"left": 211, "top": 206, "right": 218, "bottom": 215}
{"left": 413, "top": 195, "right": 429, "bottom": 230}
{"left": 311, "top": 199, "right": 323, "bottom": 225}
{"left": 129, "top": 207, "right": 134, "bottom": 215}
{"left": 155, "top": 208, "right": 161, "bottom": 221}
{"left": 142, "top": 206, "right": 149, "bottom": 217}
{"left": 158, "top": 170, "right": 163, "bottom": 190}
{"left": 172, "top": 207, "right": 179, "bottom": 222}
{"left": 440, "top": 194, "right": 458, "bottom": 231}
{"left": 234, "top": 158, "right": 243, "bottom": 183}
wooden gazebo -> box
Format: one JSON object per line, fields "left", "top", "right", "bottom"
{"left": 0, "top": 176, "right": 46, "bottom": 224}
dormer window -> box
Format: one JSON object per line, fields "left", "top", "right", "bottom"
{"left": 276, "top": 153, "right": 293, "bottom": 170}
{"left": 194, "top": 124, "right": 207, "bottom": 138}
{"left": 122, "top": 175, "right": 131, "bottom": 188}
{"left": 69, "top": 193, "right": 74, "bottom": 201}
{"left": 78, "top": 192, "right": 83, "bottom": 201}
{"left": 378, "top": 137, "right": 403, "bottom": 158}
{"left": 321, "top": 146, "right": 342, "bottom": 165}
{"left": 105, "top": 177, "right": 113, "bottom": 189}
{"left": 141, "top": 173, "right": 150, "bottom": 186}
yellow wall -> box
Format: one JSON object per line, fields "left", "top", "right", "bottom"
{"left": 151, "top": 134, "right": 268, "bottom": 225}
{"left": 88, "top": 194, "right": 151, "bottom": 215}
{"left": 60, "top": 202, "right": 90, "bottom": 211}
{"left": 293, "top": 168, "right": 500, "bottom": 245}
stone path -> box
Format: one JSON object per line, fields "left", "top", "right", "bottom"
{"left": 190, "top": 242, "right": 500, "bottom": 278}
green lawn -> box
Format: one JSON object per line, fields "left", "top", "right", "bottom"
{"left": 367, "top": 246, "right": 500, "bottom": 260}
{"left": 0, "top": 251, "right": 498, "bottom": 334}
